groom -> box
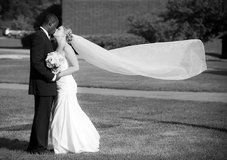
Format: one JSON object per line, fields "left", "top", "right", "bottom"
{"left": 27, "top": 14, "right": 59, "bottom": 154}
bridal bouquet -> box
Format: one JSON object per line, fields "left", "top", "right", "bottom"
{"left": 45, "top": 51, "right": 64, "bottom": 74}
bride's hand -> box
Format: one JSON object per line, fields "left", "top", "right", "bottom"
{"left": 56, "top": 72, "right": 61, "bottom": 81}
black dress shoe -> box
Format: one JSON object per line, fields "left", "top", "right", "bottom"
{"left": 38, "top": 149, "right": 51, "bottom": 155}
{"left": 48, "top": 149, "right": 54, "bottom": 152}
{"left": 28, "top": 148, "right": 51, "bottom": 155}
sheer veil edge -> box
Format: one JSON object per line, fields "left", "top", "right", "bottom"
{"left": 70, "top": 34, "right": 207, "bottom": 80}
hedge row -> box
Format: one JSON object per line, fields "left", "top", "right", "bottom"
{"left": 21, "top": 33, "right": 147, "bottom": 50}
{"left": 84, "top": 34, "right": 147, "bottom": 50}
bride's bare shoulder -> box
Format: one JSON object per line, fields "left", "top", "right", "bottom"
{"left": 64, "top": 43, "right": 75, "bottom": 56}
{"left": 64, "top": 44, "right": 72, "bottom": 51}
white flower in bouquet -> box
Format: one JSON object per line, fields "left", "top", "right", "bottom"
{"left": 45, "top": 51, "right": 65, "bottom": 74}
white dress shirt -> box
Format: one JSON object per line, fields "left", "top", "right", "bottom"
{"left": 40, "top": 26, "right": 50, "bottom": 39}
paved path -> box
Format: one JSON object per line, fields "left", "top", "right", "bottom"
{"left": 0, "top": 48, "right": 29, "bottom": 59}
{"left": 0, "top": 54, "right": 29, "bottom": 59}
{"left": 0, "top": 48, "right": 29, "bottom": 54}
{"left": 0, "top": 83, "right": 226, "bottom": 103}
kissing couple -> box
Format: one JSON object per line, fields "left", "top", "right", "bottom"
{"left": 27, "top": 13, "right": 207, "bottom": 154}
{"left": 27, "top": 14, "right": 99, "bottom": 154}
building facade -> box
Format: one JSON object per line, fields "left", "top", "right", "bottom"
{"left": 62, "top": 0, "right": 167, "bottom": 35}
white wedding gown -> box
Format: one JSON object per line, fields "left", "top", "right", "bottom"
{"left": 50, "top": 54, "right": 100, "bottom": 154}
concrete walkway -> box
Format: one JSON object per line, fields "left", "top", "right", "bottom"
{"left": 0, "top": 48, "right": 29, "bottom": 59}
{"left": 0, "top": 48, "right": 29, "bottom": 54}
{"left": 0, "top": 83, "right": 226, "bottom": 103}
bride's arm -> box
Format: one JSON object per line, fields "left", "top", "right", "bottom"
{"left": 58, "top": 45, "right": 79, "bottom": 78}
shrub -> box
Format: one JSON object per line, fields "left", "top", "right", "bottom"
{"left": 162, "top": 0, "right": 226, "bottom": 42}
{"left": 11, "top": 15, "right": 33, "bottom": 30}
{"left": 127, "top": 14, "right": 161, "bottom": 43}
{"left": 85, "top": 34, "right": 147, "bottom": 50}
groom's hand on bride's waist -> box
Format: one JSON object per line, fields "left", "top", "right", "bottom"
{"left": 55, "top": 72, "right": 61, "bottom": 81}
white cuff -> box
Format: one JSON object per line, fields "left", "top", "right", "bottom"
{"left": 52, "top": 74, "right": 57, "bottom": 81}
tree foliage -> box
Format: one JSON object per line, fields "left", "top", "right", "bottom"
{"left": 11, "top": 15, "right": 33, "bottom": 30}
{"left": 127, "top": 0, "right": 227, "bottom": 42}
{"left": 0, "top": 0, "right": 61, "bottom": 30}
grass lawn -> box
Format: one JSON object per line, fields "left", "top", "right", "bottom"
{"left": 0, "top": 89, "right": 227, "bottom": 160}
{"left": 0, "top": 58, "right": 227, "bottom": 92}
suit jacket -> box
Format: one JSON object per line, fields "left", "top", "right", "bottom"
{"left": 28, "top": 29, "right": 57, "bottom": 96}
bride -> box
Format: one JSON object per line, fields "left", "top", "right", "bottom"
{"left": 50, "top": 26, "right": 100, "bottom": 154}
{"left": 50, "top": 25, "right": 206, "bottom": 154}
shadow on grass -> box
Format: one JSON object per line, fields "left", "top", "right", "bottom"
{"left": 121, "top": 117, "right": 227, "bottom": 133}
{"left": 0, "top": 124, "right": 31, "bottom": 131}
{"left": 94, "top": 122, "right": 121, "bottom": 129}
{"left": 206, "top": 70, "right": 227, "bottom": 76}
{"left": 0, "top": 125, "right": 30, "bottom": 151}
{"left": 0, "top": 137, "right": 28, "bottom": 151}
{"left": 0, "top": 122, "right": 120, "bottom": 132}
{"left": 206, "top": 52, "right": 221, "bottom": 58}
{"left": 0, "top": 47, "right": 24, "bottom": 49}
{"left": 0, "top": 122, "right": 118, "bottom": 152}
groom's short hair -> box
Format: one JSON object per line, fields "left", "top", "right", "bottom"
{"left": 42, "top": 13, "right": 59, "bottom": 25}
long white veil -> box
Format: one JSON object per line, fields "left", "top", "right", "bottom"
{"left": 71, "top": 34, "right": 207, "bottom": 80}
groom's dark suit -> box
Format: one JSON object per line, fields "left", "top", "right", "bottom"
{"left": 27, "top": 29, "right": 57, "bottom": 152}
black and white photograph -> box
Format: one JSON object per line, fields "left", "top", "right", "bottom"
{"left": 0, "top": 0, "right": 226, "bottom": 159}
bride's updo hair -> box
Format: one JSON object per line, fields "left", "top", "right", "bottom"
{"left": 63, "top": 26, "right": 73, "bottom": 44}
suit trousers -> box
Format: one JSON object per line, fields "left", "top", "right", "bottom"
{"left": 27, "top": 96, "right": 55, "bottom": 151}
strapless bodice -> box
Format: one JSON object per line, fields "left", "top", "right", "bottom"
{"left": 56, "top": 56, "right": 77, "bottom": 93}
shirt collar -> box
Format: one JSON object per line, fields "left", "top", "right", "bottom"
{"left": 40, "top": 26, "right": 50, "bottom": 39}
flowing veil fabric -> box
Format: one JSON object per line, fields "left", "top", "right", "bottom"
{"left": 71, "top": 34, "right": 207, "bottom": 80}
